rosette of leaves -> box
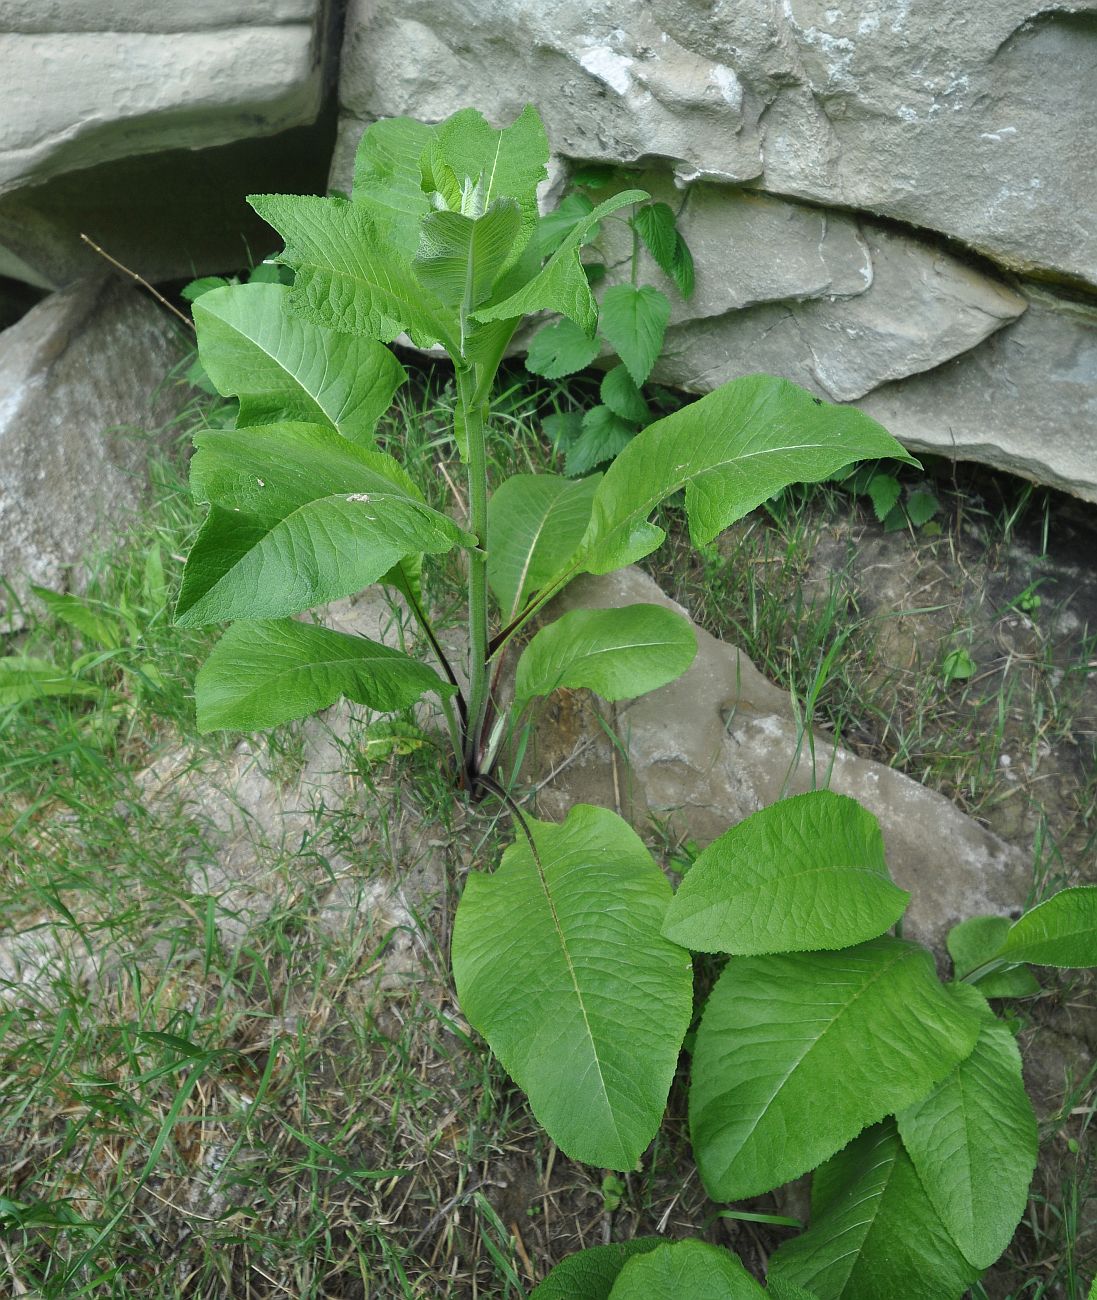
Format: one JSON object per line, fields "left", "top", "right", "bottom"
{"left": 164, "top": 102, "right": 1097, "bottom": 1296}
{"left": 525, "top": 170, "right": 694, "bottom": 475}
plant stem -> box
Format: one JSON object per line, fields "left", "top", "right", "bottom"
{"left": 458, "top": 367, "right": 491, "bottom": 781}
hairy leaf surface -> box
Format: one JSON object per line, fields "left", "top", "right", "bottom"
{"left": 249, "top": 193, "right": 460, "bottom": 352}
{"left": 768, "top": 1123, "right": 981, "bottom": 1300}
{"left": 689, "top": 939, "right": 981, "bottom": 1200}
{"left": 451, "top": 804, "right": 692, "bottom": 1170}
{"left": 897, "top": 983, "right": 1036, "bottom": 1269}
{"left": 598, "top": 284, "right": 669, "bottom": 387}
{"left": 529, "top": 1239, "right": 662, "bottom": 1300}
{"left": 580, "top": 376, "right": 915, "bottom": 574}
{"left": 514, "top": 604, "right": 697, "bottom": 711}
{"left": 193, "top": 283, "right": 406, "bottom": 444}
{"left": 608, "top": 1240, "right": 766, "bottom": 1299}
{"left": 487, "top": 473, "right": 600, "bottom": 620}
{"left": 351, "top": 115, "right": 434, "bottom": 257}
{"left": 473, "top": 190, "right": 647, "bottom": 336}
{"left": 414, "top": 199, "right": 522, "bottom": 312}
{"left": 195, "top": 618, "right": 451, "bottom": 731}
{"left": 1001, "top": 887, "right": 1097, "bottom": 967}
{"left": 662, "top": 791, "right": 908, "bottom": 955}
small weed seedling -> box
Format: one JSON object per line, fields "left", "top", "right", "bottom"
{"left": 171, "top": 104, "right": 1097, "bottom": 1297}
{"left": 525, "top": 167, "right": 693, "bottom": 475}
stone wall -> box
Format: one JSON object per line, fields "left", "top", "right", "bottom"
{"left": 333, "top": 0, "right": 1097, "bottom": 501}
{"left": 0, "top": 1, "right": 1093, "bottom": 501}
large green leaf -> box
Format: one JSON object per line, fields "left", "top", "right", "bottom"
{"left": 451, "top": 804, "right": 693, "bottom": 1170}
{"left": 598, "top": 284, "right": 670, "bottom": 387}
{"left": 529, "top": 1240, "right": 662, "bottom": 1300}
{"left": 487, "top": 472, "right": 600, "bottom": 620}
{"left": 188, "top": 421, "right": 421, "bottom": 518}
{"left": 351, "top": 115, "right": 435, "bottom": 258}
{"left": 178, "top": 423, "right": 471, "bottom": 626}
{"left": 414, "top": 199, "right": 522, "bottom": 313}
{"left": 176, "top": 495, "right": 467, "bottom": 627}
{"left": 662, "top": 792, "right": 909, "bottom": 955}
{"left": 946, "top": 916, "right": 1040, "bottom": 998}
{"left": 248, "top": 193, "right": 460, "bottom": 353}
{"left": 1000, "top": 887, "right": 1097, "bottom": 967}
{"left": 580, "top": 375, "right": 915, "bottom": 575}
{"left": 608, "top": 1240, "right": 766, "bottom": 1299}
{"left": 536, "top": 191, "right": 597, "bottom": 257}
{"left": 193, "top": 283, "right": 406, "bottom": 445}
{"left": 514, "top": 604, "right": 697, "bottom": 712}
{"left": 195, "top": 618, "right": 452, "bottom": 732}
{"left": 896, "top": 984, "right": 1037, "bottom": 1269}
{"left": 766, "top": 1282, "right": 820, "bottom": 1300}
{"left": 768, "top": 1123, "right": 981, "bottom": 1300}
{"left": 689, "top": 938, "right": 981, "bottom": 1200}
{"left": 473, "top": 190, "right": 647, "bottom": 336}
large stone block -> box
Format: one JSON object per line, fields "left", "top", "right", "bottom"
{"left": 0, "top": 278, "right": 186, "bottom": 627}
{"left": 0, "top": 2, "right": 336, "bottom": 289}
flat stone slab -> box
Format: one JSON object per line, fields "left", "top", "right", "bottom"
{"left": 527, "top": 568, "right": 1031, "bottom": 953}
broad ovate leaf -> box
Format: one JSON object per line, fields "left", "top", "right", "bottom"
{"left": 662, "top": 792, "right": 908, "bottom": 955}
{"left": 473, "top": 190, "right": 647, "bottom": 336}
{"left": 177, "top": 423, "right": 472, "bottom": 626}
{"left": 351, "top": 115, "right": 434, "bottom": 257}
{"left": 195, "top": 619, "right": 452, "bottom": 732}
{"left": 487, "top": 473, "right": 600, "bottom": 620}
{"left": 598, "top": 284, "right": 670, "bottom": 387}
{"left": 580, "top": 375, "right": 915, "bottom": 575}
{"left": 897, "top": 983, "right": 1037, "bottom": 1269}
{"left": 768, "top": 1122, "right": 981, "bottom": 1300}
{"left": 525, "top": 318, "right": 601, "bottom": 379}
{"left": 1001, "top": 886, "right": 1097, "bottom": 967}
{"left": 608, "top": 1240, "right": 766, "bottom": 1299}
{"left": 689, "top": 938, "right": 981, "bottom": 1200}
{"left": 631, "top": 203, "right": 678, "bottom": 281}
{"left": 514, "top": 604, "right": 697, "bottom": 712}
{"left": 451, "top": 804, "right": 692, "bottom": 1170}
{"left": 193, "top": 282, "right": 406, "bottom": 444}
{"left": 248, "top": 193, "right": 460, "bottom": 353}
{"left": 529, "top": 1239, "right": 662, "bottom": 1300}
{"left": 414, "top": 198, "right": 522, "bottom": 312}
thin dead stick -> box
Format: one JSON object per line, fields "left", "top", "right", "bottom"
{"left": 79, "top": 232, "right": 195, "bottom": 330}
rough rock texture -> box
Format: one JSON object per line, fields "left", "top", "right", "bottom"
{"left": 0, "top": 2, "right": 335, "bottom": 289}
{"left": 525, "top": 568, "right": 1031, "bottom": 953}
{"left": 338, "top": 0, "right": 1097, "bottom": 288}
{"left": 860, "top": 290, "right": 1097, "bottom": 501}
{"left": 335, "top": 0, "right": 1097, "bottom": 501}
{"left": 1, "top": 6, "right": 325, "bottom": 197}
{"left": 0, "top": 277, "right": 185, "bottom": 626}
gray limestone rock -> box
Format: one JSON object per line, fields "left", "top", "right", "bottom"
{"left": 859, "top": 290, "right": 1097, "bottom": 503}
{"left": 526, "top": 567, "right": 1031, "bottom": 953}
{"left": 0, "top": 278, "right": 185, "bottom": 626}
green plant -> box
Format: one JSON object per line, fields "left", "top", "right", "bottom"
{"left": 835, "top": 460, "right": 941, "bottom": 532}
{"left": 525, "top": 169, "right": 693, "bottom": 475}
{"left": 170, "top": 103, "right": 1097, "bottom": 1296}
